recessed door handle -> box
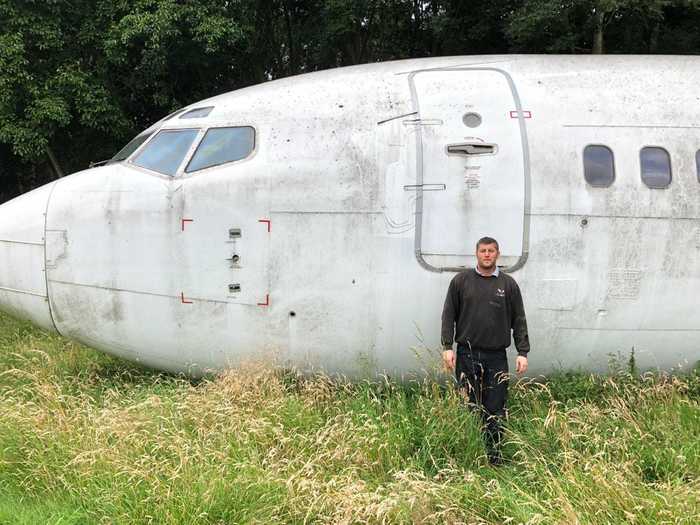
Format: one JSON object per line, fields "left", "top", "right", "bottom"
{"left": 446, "top": 143, "right": 497, "bottom": 156}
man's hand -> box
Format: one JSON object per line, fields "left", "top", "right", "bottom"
{"left": 515, "top": 355, "right": 528, "bottom": 375}
{"left": 442, "top": 349, "right": 456, "bottom": 372}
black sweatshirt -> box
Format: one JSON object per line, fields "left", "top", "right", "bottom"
{"left": 441, "top": 269, "right": 530, "bottom": 356}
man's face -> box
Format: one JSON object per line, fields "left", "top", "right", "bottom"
{"left": 476, "top": 242, "right": 499, "bottom": 270}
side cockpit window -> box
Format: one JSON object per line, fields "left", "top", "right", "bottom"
{"left": 583, "top": 145, "right": 614, "bottom": 187}
{"left": 640, "top": 147, "right": 671, "bottom": 188}
{"left": 111, "top": 131, "right": 154, "bottom": 162}
{"left": 109, "top": 109, "right": 187, "bottom": 164}
{"left": 132, "top": 129, "right": 199, "bottom": 176}
{"left": 186, "top": 127, "right": 255, "bottom": 173}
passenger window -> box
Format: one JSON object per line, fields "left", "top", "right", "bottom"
{"left": 583, "top": 145, "right": 614, "bottom": 187}
{"left": 640, "top": 147, "right": 671, "bottom": 188}
{"left": 186, "top": 127, "right": 255, "bottom": 172}
{"left": 132, "top": 129, "right": 199, "bottom": 176}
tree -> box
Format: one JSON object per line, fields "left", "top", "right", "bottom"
{"left": 505, "top": 0, "right": 678, "bottom": 54}
{"left": 0, "top": 0, "right": 261, "bottom": 198}
{"left": 0, "top": 0, "right": 130, "bottom": 176}
{"left": 3, "top": 0, "right": 700, "bottom": 205}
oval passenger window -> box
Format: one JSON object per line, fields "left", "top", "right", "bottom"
{"left": 640, "top": 147, "right": 671, "bottom": 189}
{"left": 583, "top": 145, "right": 614, "bottom": 187}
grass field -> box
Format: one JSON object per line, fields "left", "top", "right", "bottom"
{"left": 0, "top": 312, "right": 698, "bottom": 524}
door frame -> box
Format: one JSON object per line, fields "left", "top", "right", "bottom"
{"left": 407, "top": 66, "right": 532, "bottom": 273}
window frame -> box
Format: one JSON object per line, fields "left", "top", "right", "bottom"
{"left": 582, "top": 144, "right": 615, "bottom": 188}
{"left": 110, "top": 130, "right": 156, "bottom": 163}
{"left": 123, "top": 123, "right": 258, "bottom": 178}
{"left": 112, "top": 108, "right": 188, "bottom": 163}
{"left": 127, "top": 127, "right": 204, "bottom": 178}
{"left": 184, "top": 125, "right": 257, "bottom": 174}
{"left": 639, "top": 146, "right": 672, "bottom": 189}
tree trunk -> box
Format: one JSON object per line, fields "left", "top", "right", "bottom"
{"left": 410, "top": 0, "right": 420, "bottom": 56}
{"left": 252, "top": 0, "right": 276, "bottom": 82}
{"left": 592, "top": 9, "right": 604, "bottom": 54}
{"left": 45, "top": 146, "right": 64, "bottom": 179}
{"left": 358, "top": 3, "right": 377, "bottom": 64}
{"left": 429, "top": 0, "right": 441, "bottom": 55}
{"left": 344, "top": 36, "right": 360, "bottom": 65}
{"left": 649, "top": 21, "right": 660, "bottom": 53}
{"left": 284, "top": 2, "right": 296, "bottom": 74}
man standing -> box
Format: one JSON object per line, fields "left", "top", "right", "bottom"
{"left": 441, "top": 236, "right": 530, "bottom": 465}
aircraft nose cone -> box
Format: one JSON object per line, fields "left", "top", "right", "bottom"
{"left": 0, "top": 182, "right": 57, "bottom": 332}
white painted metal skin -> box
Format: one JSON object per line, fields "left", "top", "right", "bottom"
{"left": 1, "top": 55, "right": 699, "bottom": 377}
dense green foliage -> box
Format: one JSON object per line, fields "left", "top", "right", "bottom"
{"left": 2, "top": 0, "right": 700, "bottom": 202}
{"left": 0, "top": 311, "right": 698, "bottom": 523}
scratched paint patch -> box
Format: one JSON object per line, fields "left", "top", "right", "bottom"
{"left": 607, "top": 269, "right": 642, "bottom": 300}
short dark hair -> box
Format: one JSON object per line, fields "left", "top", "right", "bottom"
{"left": 476, "top": 236, "right": 499, "bottom": 251}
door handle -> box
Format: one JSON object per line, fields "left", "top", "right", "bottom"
{"left": 446, "top": 143, "right": 497, "bottom": 156}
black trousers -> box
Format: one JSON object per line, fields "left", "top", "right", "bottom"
{"left": 455, "top": 345, "right": 509, "bottom": 458}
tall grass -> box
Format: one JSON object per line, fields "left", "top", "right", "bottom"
{"left": 0, "top": 311, "right": 698, "bottom": 524}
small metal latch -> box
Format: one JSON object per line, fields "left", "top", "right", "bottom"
{"left": 230, "top": 254, "right": 240, "bottom": 264}
{"left": 229, "top": 228, "right": 241, "bottom": 239}
{"left": 228, "top": 283, "right": 241, "bottom": 293}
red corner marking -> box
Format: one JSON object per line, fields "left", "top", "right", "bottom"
{"left": 181, "top": 218, "right": 194, "bottom": 231}
{"left": 257, "top": 294, "right": 270, "bottom": 307}
{"left": 258, "top": 218, "right": 271, "bottom": 232}
{"left": 181, "top": 292, "right": 193, "bottom": 304}
{"left": 510, "top": 110, "right": 532, "bottom": 119}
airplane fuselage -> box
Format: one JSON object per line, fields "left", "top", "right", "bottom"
{"left": 1, "top": 55, "right": 699, "bottom": 376}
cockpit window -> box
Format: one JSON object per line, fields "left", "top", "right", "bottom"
{"left": 163, "top": 108, "right": 186, "bottom": 121}
{"left": 186, "top": 127, "right": 255, "bottom": 173}
{"left": 180, "top": 106, "right": 214, "bottom": 119}
{"left": 110, "top": 110, "right": 186, "bottom": 163}
{"left": 132, "top": 129, "right": 199, "bottom": 176}
{"left": 111, "top": 131, "right": 154, "bottom": 162}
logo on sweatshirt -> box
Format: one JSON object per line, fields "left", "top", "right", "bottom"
{"left": 496, "top": 288, "right": 505, "bottom": 298}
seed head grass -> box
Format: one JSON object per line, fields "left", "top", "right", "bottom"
{"left": 0, "top": 312, "right": 698, "bottom": 524}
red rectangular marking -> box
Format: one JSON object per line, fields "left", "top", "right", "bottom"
{"left": 257, "top": 293, "right": 270, "bottom": 307}
{"left": 181, "top": 292, "right": 193, "bottom": 304}
{"left": 510, "top": 110, "right": 532, "bottom": 119}
{"left": 258, "top": 219, "right": 271, "bottom": 232}
{"left": 181, "top": 218, "right": 194, "bottom": 231}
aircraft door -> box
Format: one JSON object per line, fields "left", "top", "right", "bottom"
{"left": 409, "top": 68, "right": 528, "bottom": 270}
{"left": 181, "top": 177, "right": 270, "bottom": 308}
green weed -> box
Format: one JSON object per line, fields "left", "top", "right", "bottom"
{"left": 0, "top": 312, "right": 698, "bottom": 524}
